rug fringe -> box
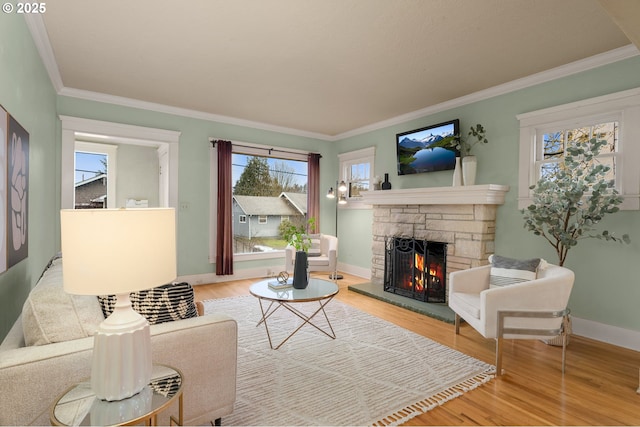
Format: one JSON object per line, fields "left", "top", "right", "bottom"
{"left": 371, "top": 368, "right": 495, "bottom": 426}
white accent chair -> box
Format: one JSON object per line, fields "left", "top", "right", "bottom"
{"left": 448, "top": 263, "right": 574, "bottom": 376}
{"left": 284, "top": 234, "right": 338, "bottom": 279}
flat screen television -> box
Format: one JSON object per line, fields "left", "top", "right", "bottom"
{"left": 396, "top": 119, "right": 459, "bottom": 175}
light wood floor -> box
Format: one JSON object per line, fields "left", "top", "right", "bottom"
{"left": 194, "top": 272, "right": 640, "bottom": 426}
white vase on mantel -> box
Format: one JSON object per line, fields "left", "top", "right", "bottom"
{"left": 462, "top": 155, "right": 477, "bottom": 186}
{"left": 452, "top": 157, "right": 462, "bottom": 186}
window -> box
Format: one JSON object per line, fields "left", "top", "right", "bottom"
{"left": 220, "top": 142, "right": 309, "bottom": 259}
{"left": 74, "top": 141, "right": 117, "bottom": 209}
{"left": 537, "top": 121, "right": 618, "bottom": 182}
{"left": 517, "top": 88, "right": 640, "bottom": 210}
{"left": 338, "top": 147, "right": 375, "bottom": 207}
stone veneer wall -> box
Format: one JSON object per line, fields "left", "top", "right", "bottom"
{"left": 371, "top": 203, "right": 498, "bottom": 286}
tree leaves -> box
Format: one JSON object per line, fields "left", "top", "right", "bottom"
{"left": 521, "top": 137, "right": 629, "bottom": 266}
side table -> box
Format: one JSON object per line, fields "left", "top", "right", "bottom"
{"left": 50, "top": 364, "right": 183, "bottom": 426}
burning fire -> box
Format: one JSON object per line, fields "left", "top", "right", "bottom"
{"left": 405, "top": 253, "right": 444, "bottom": 293}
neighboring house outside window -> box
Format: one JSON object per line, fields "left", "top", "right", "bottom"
{"left": 338, "top": 146, "right": 375, "bottom": 208}
{"left": 231, "top": 193, "right": 306, "bottom": 254}
{"left": 517, "top": 88, "right": 640, "bottom": 211}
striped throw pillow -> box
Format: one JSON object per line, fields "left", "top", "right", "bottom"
{"left": 489, "top": 255, "right": 541, "bottom": 288}
{"left": 98, "top": 282, "right": 198, "bottom": 325}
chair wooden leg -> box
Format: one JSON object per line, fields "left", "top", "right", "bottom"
{"left": 495, "top": 337, "right": 503, "bottom": 376}
{"left": 454, "top": 313, "right": 460, "bottom": 335}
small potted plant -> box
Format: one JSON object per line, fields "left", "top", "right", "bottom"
{"left": 450, "top": 123, "right": 488, "bottom": 186}
{"left": 282, "top": 218, "right": 316, "bottom": 288}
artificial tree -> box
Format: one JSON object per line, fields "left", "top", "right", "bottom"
{"left": 522, "top": 137, "right": 629, "bottom": 266}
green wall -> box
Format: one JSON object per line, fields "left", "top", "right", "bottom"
{"left": 0, "top": 14, "right": 59, "bottom": 339}
{"left": 336, "top": 56, "right": 640, "bottom": 332}
{"left": 55, "top": 97, "right": 336, "bottom": 278}
{"left": 2, "top": 10, "right": 639, "bottom": 341}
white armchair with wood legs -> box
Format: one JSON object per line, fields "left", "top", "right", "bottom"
{"left": 448, "top": 262, "right": 574, "bottom": 376}
{"left": 284, "top": 234, "right": 338, "bottom": 280}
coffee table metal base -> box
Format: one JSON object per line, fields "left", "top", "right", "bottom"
{"left": 255, "top": 296, "right": 337, "bottom": 350}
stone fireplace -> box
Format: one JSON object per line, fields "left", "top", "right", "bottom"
{"left": 360, "top": 184, "right": 509, "bottom": 303}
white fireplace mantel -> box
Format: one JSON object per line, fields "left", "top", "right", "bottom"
{"left": 360, "top": 184, "right": 510, "bottom": 206}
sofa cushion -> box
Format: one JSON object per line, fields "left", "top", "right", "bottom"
{"left": 489, "top": 254, "right": 542, "bottom": 288}
{"left": 22, "top": 257, "right": 105, "bottom": 346}
{"left": 98, "top": 282, "right": 198, "bottom": 325}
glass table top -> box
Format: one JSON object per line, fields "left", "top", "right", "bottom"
{"left": 51, "top": 364, "right": 182, "bottom": 426}
{"left": 250, "top": 277, "right": 339, "bottom": 302}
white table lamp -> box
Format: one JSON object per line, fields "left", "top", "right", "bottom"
{"left": 60, "top": 208, "right": 177, "bottom": 401}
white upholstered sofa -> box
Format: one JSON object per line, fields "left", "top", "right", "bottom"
{"left": 284, "top": 233, "right": 338, "bottom": 278}
{"left": 0, "top": 256, "right": 237, "bottom": 426}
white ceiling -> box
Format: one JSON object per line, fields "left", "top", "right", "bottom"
{"left": 34, "top": 0, "right": 639, "bottom": 139}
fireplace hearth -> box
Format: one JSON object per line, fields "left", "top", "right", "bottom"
{"left": 384, "top": 237, "right": 447, "bottom": 303}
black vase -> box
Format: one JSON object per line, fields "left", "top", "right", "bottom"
{"left": 381, "top": 173, "right": 392, "bottom": 190}
{"left": 292, "top": 250, "right": 309, "bottom": 289}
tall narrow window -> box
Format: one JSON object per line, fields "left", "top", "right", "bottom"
{"left": 74, "top": 150, "right": 108, "bottom": 209}
{"left": 338, "top": 147, "right": 375, "bottom": 204}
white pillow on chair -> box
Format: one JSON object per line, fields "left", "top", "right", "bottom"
{"left": 488, "top": 254, "right": 544, "bottom": 288}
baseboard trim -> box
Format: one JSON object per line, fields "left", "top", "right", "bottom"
{"left": 572, "top": 316, "right": 640, "bottom": 352}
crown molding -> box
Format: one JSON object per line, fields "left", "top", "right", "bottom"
{"left": 25, "top": 13, "right": 638, "bottom": 142}
{"left": 335, "top": 44, "right": 640, "bottom": 140}
{"left": 24, "top": 14, "right": 63, "bottom": 92}
{"left": 57, "top": 87, "right": 333, "bottom": 141}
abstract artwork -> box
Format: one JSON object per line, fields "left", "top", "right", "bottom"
{"left": 0, "top": 106, "right": 7, "bottom": 274}
{"left": 6, "top": 111, "right": 28, "bottom": 269}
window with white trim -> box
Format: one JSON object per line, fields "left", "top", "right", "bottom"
{"left": 338, "top": 147, "right": 375, "bottom": 207}
{"left": 239, "top": 215, "right": 247, "bottom": 223}
{"left": 258, "top": 215, "right": 267, "bottom": 224}
{"left": 517, "top": 88, "right": 640, "bottom": 211}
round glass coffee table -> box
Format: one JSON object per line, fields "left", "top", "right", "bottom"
{"left": 249, "top": 277, "right": 339, "bottom": 349}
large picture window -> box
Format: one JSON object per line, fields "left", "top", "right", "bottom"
{"left": 517, "top": 88, "right": 640, "bottom": 210}
{"left": 231, "top": 149, "right": 308, "bottom": 256}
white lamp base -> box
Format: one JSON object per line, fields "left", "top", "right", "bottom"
{"left": 91, "top": 293, "right": 152, "bottom": 401}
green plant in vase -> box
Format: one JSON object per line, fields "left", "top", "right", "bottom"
{"left": 436, "top": 123, "right": 488, "bottom": 185}
{"left": 282, "top": 217, "right": 316, "bottom": 251}
{"left": 281, "top": 217, "right": 316, "bottom": 289}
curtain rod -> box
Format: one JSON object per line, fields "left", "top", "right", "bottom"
{"left": 209, "top": 138, "right": 320, "bottom": 158}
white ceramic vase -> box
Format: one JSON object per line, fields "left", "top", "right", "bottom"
{"left": 452, "top": 157, "right": 462, "bottom": 186}
{"left": 462, "top": 155, "right": 477, "bottom": 186}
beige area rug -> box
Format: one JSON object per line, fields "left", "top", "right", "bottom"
{"left": 202, "top": 295, "right": 494, "bottom": 426}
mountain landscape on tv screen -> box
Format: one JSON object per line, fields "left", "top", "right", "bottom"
{"left": 397, "top": 128, "right": 457, "bottom": 175}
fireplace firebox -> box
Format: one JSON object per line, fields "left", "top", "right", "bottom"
{"left": 384, "top": 237, "right": 447, "bottom": 303}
